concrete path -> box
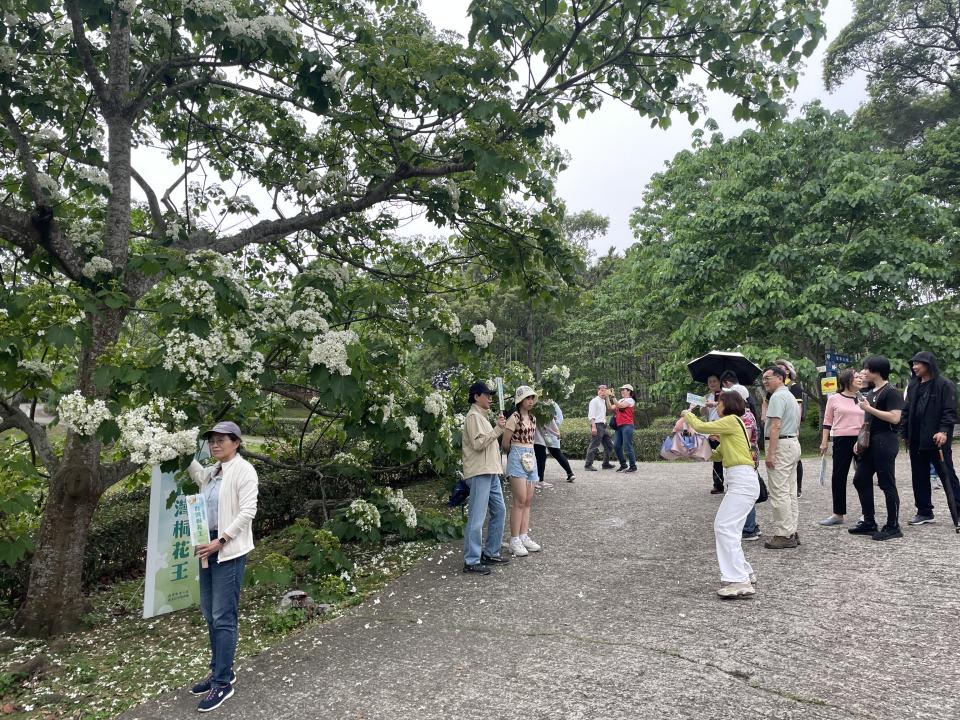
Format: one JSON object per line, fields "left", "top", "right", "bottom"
{"left": 123, "top": 456, "right": 960, "bottom": 720}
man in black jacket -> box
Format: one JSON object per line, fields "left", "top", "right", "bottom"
{"left": 902, "top": 351, "right": 960, "bottom": 526}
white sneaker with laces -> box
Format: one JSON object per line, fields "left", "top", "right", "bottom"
{"left": 509, "top": 538, "right": 528, "bottom": 557}
{"left": 521, "top": 536, "right": 541, "bottom": 552}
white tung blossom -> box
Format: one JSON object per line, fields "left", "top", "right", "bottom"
{"left": 74, "top": 165, "right": 112, "bottom": 190}
{"left": 116, "top": 398, "right": 198, "bottom": 465}
{"left": 346, "top": 499, "right": 380, "bottom": 533}
{"left": 403, "top": 415, "right": 424, "bottom": 452}
{"left": 300, "top": 286, "right": 333, "bottom": 315}
{"left": 429, "top": 306, "right": 461, "bottom": 336}
{"left": 162, "top": 277, "right": 217, "bottom": 317}
{"left": 162, "top": 326, "right": 256, "bottom": 383}
{"left": 82, "top": 256, "right": 113, "bottom": 279}
{"left": 57, "top": 391, "right": 111, "bottom": 436}
{"left": 17, "top": 359, "right": 52, "bottom": 377}
{"left": 286, "top": 309, "right": 329, "bottom": 334}
{"left": 383, "top": 487, "right": 417, "bottom": 528}
{"left": 308, "top": 330, "right": 358, "bottom": 375}
{"left": 470, "top": 319, "right": 496, "bottom": 348}
{"left": 424, "top": 391, "right": 446, "bottom": 416}
{"left": 35, "top": 172, "right": 61, "bottom": 200}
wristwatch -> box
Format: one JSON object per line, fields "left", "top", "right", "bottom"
{"left": 218, "top": 537, "right": 227, "bottom": 546}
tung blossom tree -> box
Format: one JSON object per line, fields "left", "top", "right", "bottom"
{"left": 0, "top": 0, "right": 825, "bottom": 635}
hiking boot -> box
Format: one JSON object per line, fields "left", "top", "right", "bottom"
{"left": 907, "top": 514, "right": 935, "bottom": 525}
{"left": 480, "top": 553, "right": 509, "bottom": 565}
{"left": 521, "top": 535, "right": 541, "bottom": 552}
{"left": 717, "top": 581, "right": 755, "bottom": 599}
{"left": 848, "top": 520, "right": 879, "bottom": 535}
{"left": 763, "top": 535, "right": 798, "bottom": 549}
{"left": 463, "top": 563, "right": 491, "bottom": 575}
{"left": 191, "top": 673, "right": 236, "bottom": 696}
{"left": 197, "top": 684, "right": 234, "bottom": 713}
{"left": 509, "top": 538, "right": 528, "bottom": 557}
{"left": 872, "top": 525, "right": 904, "bottom": 541}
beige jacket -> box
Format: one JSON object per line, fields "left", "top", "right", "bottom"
{"left": 461, "top": 404, "right": 504, "bottom": 479}
{"left": 188, "top": 454, "right": 258, "bottom": 562}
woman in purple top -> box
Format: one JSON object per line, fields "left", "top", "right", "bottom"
{"left": 818, "top": 369, "right": 866, "bottom": 526}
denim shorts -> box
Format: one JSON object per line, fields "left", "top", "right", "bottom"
{"left": 506, "top": 445, "right": 538, "bottom": 482}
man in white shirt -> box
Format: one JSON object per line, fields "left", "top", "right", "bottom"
{"left": 584, "top": 384, "right": 615, "bottom": 471}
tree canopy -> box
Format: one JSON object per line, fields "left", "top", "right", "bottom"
{"left": 626, "top": 104, "right": 960, "bottom": 396}
{"left": 0, "top": 0, "right": 828, "bottom": 635}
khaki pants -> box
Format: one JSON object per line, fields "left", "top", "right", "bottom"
{"left": 767, "top": 438, "right": 801, "bottom": 537}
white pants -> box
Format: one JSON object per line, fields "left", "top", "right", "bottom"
{"left": 714, "top": 465, "right": 759, "bottom": 583}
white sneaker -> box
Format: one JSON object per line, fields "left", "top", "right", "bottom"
{"left": 717, "top": 581, "right": 755, "bottom": 599}
{"left": 521, "top": 536, "right": 541, "bottom": 552}
{"left": 509, "top": 538, "right": 528, "bottom": 557}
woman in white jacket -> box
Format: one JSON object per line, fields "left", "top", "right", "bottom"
{"left": 187, "top": 421, "right": 258, "bottom": 713}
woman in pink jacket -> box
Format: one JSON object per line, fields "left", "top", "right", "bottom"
{"left": 818, "top": 369, "right": 865, "bottom": 526}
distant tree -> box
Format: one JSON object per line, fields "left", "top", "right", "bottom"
{"left": 628, "top": 105, "right": 960, "bottom": 399}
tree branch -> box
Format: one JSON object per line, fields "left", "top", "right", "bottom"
{"left": 178, "top": 161, "right": 473, "bottom": 254}
{"left": 0, "top": 399, "right": 59, "bottom": 475}
{"left": 130, "top": 167, "right": 167, "bottom": 236}
{"left": 64, "top": 0, "right": 110, "bottom": 103}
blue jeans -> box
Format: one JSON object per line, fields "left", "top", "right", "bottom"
{"left": 463, "top": 474, "right": 507, "bottom": 565}
{"left": 199, "top": 550, "right": 247, "bottom": 686}
{"left": 743, "top": 506, "right": 759, "bottom": 535}
{"left": 614, "top": 424, "right": 636, "bottom": 468}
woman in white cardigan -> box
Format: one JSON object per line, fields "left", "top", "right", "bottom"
{"left": 187, "top": 421, "right": 258, "bottom": 713}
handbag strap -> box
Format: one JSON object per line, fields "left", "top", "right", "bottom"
{"left": 734, "top": 417, "right": 759, "bottom": 469}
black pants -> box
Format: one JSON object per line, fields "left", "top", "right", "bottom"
{"left": 830, "top": 436, "right": 858, "bottom": 516}
{"left": 797, "top": 460, "right": 803, "bottom": 495}
{"left": 535, "top": 444, "right": 573, "bottom": 482}
{"left": 708, "top": 438, "right": 724, "bottom": 490}
{"left": 852, "top": 431, "right": 900, "bottom": 528}
{"left": 910, "top": 443, "right": 960, "bottom": 521}
{"left": 585, "top": 424, "right": 614, "bottom": 467}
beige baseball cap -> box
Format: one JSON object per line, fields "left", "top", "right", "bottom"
{"left": 619, "top": 384, "right": 634, "bottom": 392}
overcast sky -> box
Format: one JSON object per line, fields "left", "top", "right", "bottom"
{"left": 418, "top": 0, "right": 868, "bottom": 256}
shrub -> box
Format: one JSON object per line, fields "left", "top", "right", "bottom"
{"left": 560, "top": 427, "right": 668, "bottom": 462}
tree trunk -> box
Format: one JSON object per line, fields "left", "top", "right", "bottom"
{"left": 15, "top": 447, "right": 104, "bottom": 637}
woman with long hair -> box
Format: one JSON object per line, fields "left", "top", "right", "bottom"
{"left": 675, "top": 391, "right": 759, "bottom": 598}
{"left": 607, "top": 384, "right": 638, "bottom": 473}
{"left": 502, "top": 386, "right": 542, "bottom": 557}
{"left": 818, "top": 368, "right": 866, "bottom": 526}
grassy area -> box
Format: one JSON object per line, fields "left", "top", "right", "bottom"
{"left": 0, "top": 478, "right": 460, "bottom": 719}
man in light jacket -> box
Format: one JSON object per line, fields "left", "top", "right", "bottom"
{"left": 461, "top": 382, "right": 509, "bottom": 575}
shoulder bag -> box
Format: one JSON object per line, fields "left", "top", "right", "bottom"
{"left": 735, "top": 417, "right": 768, "bottom": 503}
